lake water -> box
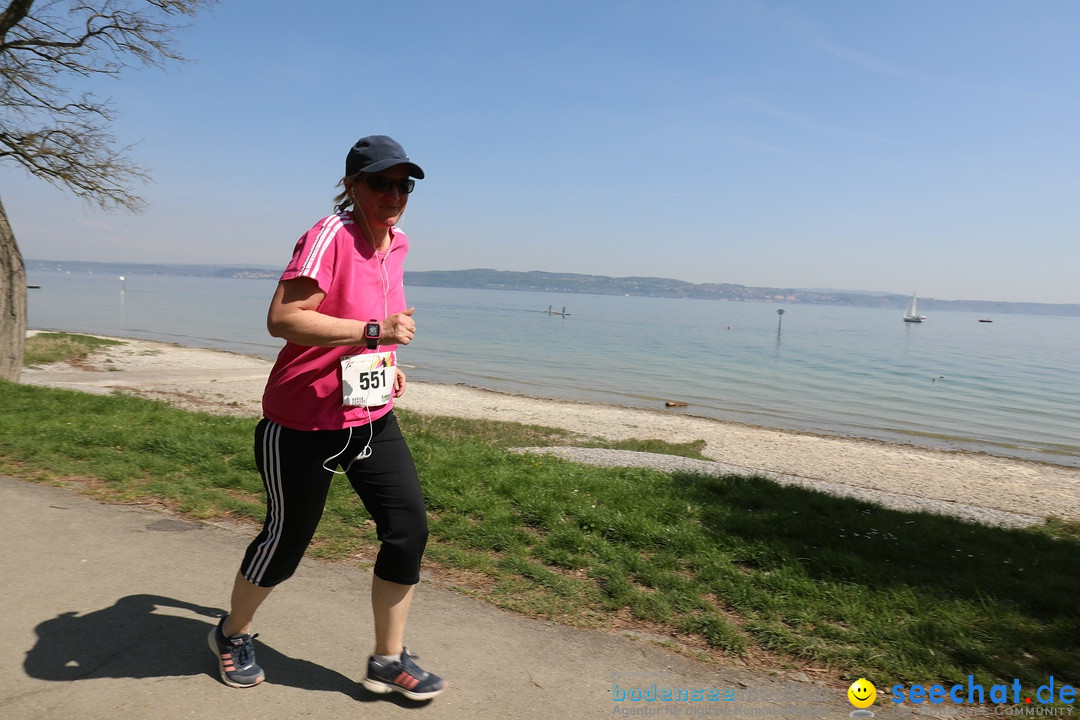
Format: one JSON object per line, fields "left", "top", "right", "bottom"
{"left": 25, "top": 268, "right": 1080, "bottom": 468}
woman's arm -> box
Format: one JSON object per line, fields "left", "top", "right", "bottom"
{"left": 266, "top": 277, "right": 415, "bottom": 347}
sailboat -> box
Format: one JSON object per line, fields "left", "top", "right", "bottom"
{"left": 903, "top": 293, "right": 926, "bottom": 323}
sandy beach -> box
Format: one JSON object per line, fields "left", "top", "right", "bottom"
{"left": 20, "top": 333, "right": 1080, "bottom": 528}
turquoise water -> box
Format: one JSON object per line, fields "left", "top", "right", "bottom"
{"left": 26, "top": 269, "right": 1080, "bottom": 467}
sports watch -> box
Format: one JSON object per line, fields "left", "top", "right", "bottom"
{"left": 364, "top": 319, "right": 381, "bottom": 349}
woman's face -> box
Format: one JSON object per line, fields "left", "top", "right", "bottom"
{"left": 349, "top": 165, "right": 413, "bottom": 231}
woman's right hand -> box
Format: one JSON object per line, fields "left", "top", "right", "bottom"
{"left": 381, "top": 307, "right": 416, "bottom": 345}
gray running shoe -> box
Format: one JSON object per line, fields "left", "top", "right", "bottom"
{"left": 207, "top": 616, "right": 264, "bottom": 688}
{"left": 362, "top": 647, "right": 447, "bottom": 701}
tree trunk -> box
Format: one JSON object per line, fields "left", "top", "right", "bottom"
{"left": 0, "top": 196, "right": 27, "bottom": 382}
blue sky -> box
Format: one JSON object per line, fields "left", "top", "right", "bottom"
{"left": 4, "top": 0, "right": 1078, "bottom": 304}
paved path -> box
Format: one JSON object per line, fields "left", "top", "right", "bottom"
{"left": 0, "top": 476, "right": 853, "bottom": 719}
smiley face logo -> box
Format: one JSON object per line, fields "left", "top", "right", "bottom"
{"left": 848, "top": 678, "right": 876, "bottom": 708}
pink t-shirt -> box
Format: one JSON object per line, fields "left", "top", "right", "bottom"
{"left": 261, "top": 211, "right": 409, "bottom": 431}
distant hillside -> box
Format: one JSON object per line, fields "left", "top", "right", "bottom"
{"left": 404, "top": 268, "right": 1080, "bottom": 317}
{"left": 26, "top": 260, "right": 1080, "bottom": 316}
{"left": 27, "top": 259, "right": 279, "bottom": 280}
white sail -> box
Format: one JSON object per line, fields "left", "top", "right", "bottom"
{"left": 903, "top": 293, "right": 926, "bottom": 323}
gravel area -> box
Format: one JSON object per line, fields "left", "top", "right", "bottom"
{"left": 511, "top": 447, "right": 1042, "bottom": 528}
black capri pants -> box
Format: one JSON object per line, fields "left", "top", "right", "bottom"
{"left": 239, "top": 412, "right": 428, "bottom": 587}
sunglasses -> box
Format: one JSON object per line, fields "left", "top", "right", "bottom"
{"left": 359, "top": 175, "right": 416, "bottom": 195}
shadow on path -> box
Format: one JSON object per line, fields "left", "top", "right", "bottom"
{"left": 23, "top": 594, "right": 366, "bottom": 697}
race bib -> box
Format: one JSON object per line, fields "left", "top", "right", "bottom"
{"left": 341, "top": 351, "right": 396, "bottom": 407}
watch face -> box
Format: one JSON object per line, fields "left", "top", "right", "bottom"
{"left": 365, "top": 323, "right": 380, "bottom": 338}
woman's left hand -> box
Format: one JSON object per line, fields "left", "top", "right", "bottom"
{"left": 394, "top": 367, "right": 407, "bottom": 398}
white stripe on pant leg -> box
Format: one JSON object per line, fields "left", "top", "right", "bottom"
{"left": 246, "top": 421, "right": 285, "bottom": 585}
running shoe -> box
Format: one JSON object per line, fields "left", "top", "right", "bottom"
{"left": 362, "top": 647, "right": 447, "bottom": 701}
{"left": 207, "top": 616, "right": 264, "bottom": 688}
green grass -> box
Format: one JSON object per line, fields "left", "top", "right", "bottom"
{"left": 5, "top": 334, "right": 1080, "bottom": 693}
{"left": 23, "top": 332, "right": 125, "bottom": 367}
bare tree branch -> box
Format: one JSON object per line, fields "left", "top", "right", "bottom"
{"left": 0, "top": 0, "right": 215, "bottom": 381}
{"left": 0, "top": 0, "right": 213, "bottom": 209}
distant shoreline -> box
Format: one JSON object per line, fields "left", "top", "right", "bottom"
{"left": 26, "top": 261, "right": 1080, "bottom": 316}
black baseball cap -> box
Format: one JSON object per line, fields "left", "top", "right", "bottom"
{"left": 345, "top": 135, "right": 424, "bottom": 179}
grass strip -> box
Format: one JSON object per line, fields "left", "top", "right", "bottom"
{"left": 23, "top": 332, "right": 125, "bottom": 367}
